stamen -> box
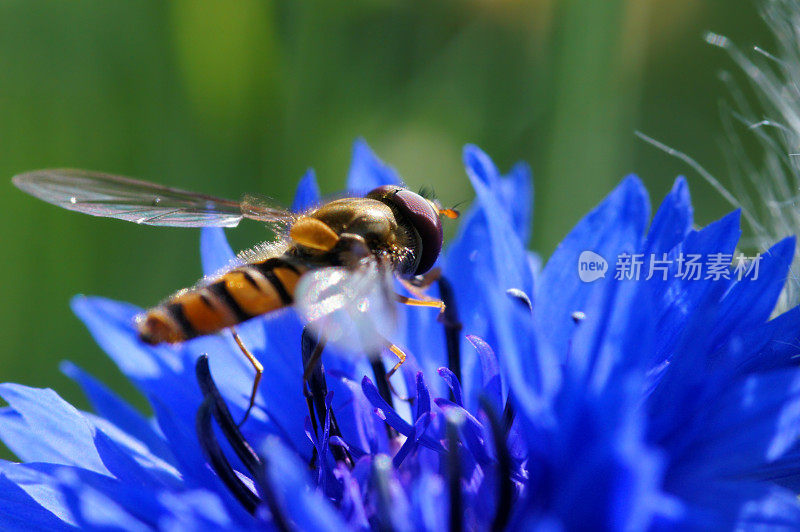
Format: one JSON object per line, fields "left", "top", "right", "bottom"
{"left": 437, "top": 276, "right": 463, "bottom": 387}
{"left": 480, "top": 396, "right": 513, "bottom": 532}
{"left": 446, "top": 411, "right": 464, "bottom": 532}
{"left": 195, "top": 356, "right": 291, "bottom": 530}
{"left": 370, "top": 356, "right": 398, "bottom": 440}
{"left": 506, "top": 288, "right": 533, "bottom": 312}
{"left": 196, "top": 397, "right": 261, "bottom": 514}
{"left": 371, "top": 454, "right": 396, "bottom": 532}
{"left": 195, "top": 355, "right": 262, "bottom": 474}
{"left": 301, "top": 327, "right": 354, "bottom": 468}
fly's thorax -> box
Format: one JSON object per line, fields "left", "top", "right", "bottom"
{"left": 310, "top": 198, "right": 397, "bottom": 241}
{"left": 307, "top": 198, "right": 420, "bottom": 274}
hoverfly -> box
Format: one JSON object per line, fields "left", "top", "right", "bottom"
{"left": 12, "top": 169, "right": 458, "bottom": 422}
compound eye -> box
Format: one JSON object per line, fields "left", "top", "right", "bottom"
{"left": 367, "top": 186, "right": 443, "bottom": 275}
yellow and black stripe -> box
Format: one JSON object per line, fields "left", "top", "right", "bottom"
{"left": 137, "top": 256, "right": 305, "bottom": 344}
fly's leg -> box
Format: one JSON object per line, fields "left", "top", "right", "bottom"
{"left": 405, "top": 267, "right": 442, "bottom": 290}
{"left": 399, "top": 268, "right": 442, "bottom": 300}
{"left": 382, "top": 341, "right": 412, "bottom": 402}
{"left": 302, "top": 334, "right": 326, "bottom": 382}
{"left": 395, "top": 293, "right": 446, "bottom": 320}
{"left": 385, "top": 342, "right": 406, "bottom": 379}
{"left": 231, "top": 328, "right": 263, "bottom": 427}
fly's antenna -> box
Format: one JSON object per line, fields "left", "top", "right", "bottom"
{"left": 432, "top": 198, "right": 460, "bottom": 219}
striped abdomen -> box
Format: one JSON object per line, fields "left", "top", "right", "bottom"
{"left": 137, "top": 256, "right": 304, "bottom": 344}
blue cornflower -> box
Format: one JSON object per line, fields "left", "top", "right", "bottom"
{"left": 2, "top": 140, "right": 800, "bottom": 530}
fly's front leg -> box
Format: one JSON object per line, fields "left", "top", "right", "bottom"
{"left": 395, "top": 293, "right": 446, "bottom": 320}
{"left": 382, "top": 340, "right": 412, "bottom": 402}
{"left": 405, "top": 267, "right": 442, "bottom": 291}
{"left": 399, "top": 268, "right": 442, "bottom": 300}
{"left": 398, "top": 268, "right": 446, "bottom": 319}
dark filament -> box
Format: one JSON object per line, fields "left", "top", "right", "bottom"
{"left": 438, "top": 276, "right": 463, "bottom": 386}
{"left": 195, "top": 355, "right": 291, "bottom": 531}
{"left": 501, "top": 392, "right": 516, "bottom": 438}
{"left": 301, "top": 327, "right": 354, "bottom": 468}
{"left": 370, "top": 356, "right": 398, "bottom": 440}
{"left": 196, "top": 396, "right": 260, "bottom": 514}
{"left": 447, "top": 416, "right": 463, "bottom": 532}
{"left": 501, "top": 288, "right": 533, "bottom": 432}
{"left": 480, "top": 396, "right": 514, "bottom": 532}
{"left": 371, "top": 455, "right": 398, "bottom": 532}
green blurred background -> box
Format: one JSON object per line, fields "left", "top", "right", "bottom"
{"left": 0, "top": 0, "right": 775, "bottom": 409}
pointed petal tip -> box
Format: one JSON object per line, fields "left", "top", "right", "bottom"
{"left": 200, "top": 226, "right": 236, "bottom": 276}
{"left": 672, "top": 175, "right": 688, "bottom": 191}
{"left": 70, "top": 295, "right": 141, "bottom": 321}
{"left": 462, "top": 144, "right": 498, "bottom": 186}
{"left": 291, "top": 168, "right": 321, "bottom": 212}
{"left": 58, "top": 360, "right": 78, "bottom": 377}
{"left": 619, "top": 173, "right": 647, "bottom": 196}
{"left": 347, "top": 138, "right": 402, "bottom": 191}
{"left": 762, "top": 235, "right": 797, "bottom": 270}
{"left": 668, "top": 176, "right": 692, "bottom": 208}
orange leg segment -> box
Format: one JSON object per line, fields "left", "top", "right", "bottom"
{"left": 395, "top": 294, "right": 446, "bottom": 319}
{"left": 231, "top": 328, "right": 263, "bottom": 427}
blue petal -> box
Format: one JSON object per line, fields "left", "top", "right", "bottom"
{"left": 263, "top": 438, "right": 349, "bottom": 532}
{"left": 70, "top": 296, "right": 200, "bottom": 432}
{"left": 53, "top": 467, "right": 158, "bottom": 530}
{"left": 0, "top": 384, "right": 108, "bottom": 474}
{"left": 346, "top": 139, "right": 403, "bottom": 194}
{"left": 438, "top": 367, "right": 464, "bottom": 407}
{"left": 291, "top": 169, "right": 321, "bottom": 212}
{"left": 393, "top": 413, "right": 432, "bottom": 468}
{"left": 201, "top": 226, "right": 237, "bottom": 277}
{"left": 486, "top": 285, "right": 560, "bottom": 417}
{"left": 60, "top": 361, "right": 171, "bottom": 464}
{"left": 736, "top": 484, "right": 800, "bottom": 530}
{"left": 643, "top": 177, "right": 693, "bottom": 255}
{"left": 468, "top": 335, "right": 502, "bottom": 412}
{"left": 711, "top": 237, "right": 796, "bottom": 348}
{"left": 92, "top": 429, "right": 175, "bottom": 488}
{"left": 361, "top": 376, "right": 443, "bottom": 452}
{"left": 441, "top": 208, "right": 495, "bottom": 404}
{"left": 463, "top": 145, "right": 533, "bottom": 243}
{"left": 499, "top": 161, "right": 533, "bottom": 244}
{"left": 535, "top": 175, "right": 650, "bottom": 357}
{"left": 435, "top": 399, "right": 492, "bottom": 465}
{"left": 462, "top": 145, "right": 501, "bottom": 188}
{"left": 719, "top": 305, "right": 800, "bottom": 375}
{"left": 648, "top": 210, "right": 742, "bottom": 367}
{"left": 656, "top": 479, "right": 800, "bottom": 531}
{"left": 0, "top": 471, "right": 73, "bottom": 531}
{"left": 255, "top": 311, "right": 324, "bottom": 455}
{"left": 462, "top": 145, "right": 534, "bottom": 295}
{"left": 665, "top": 369, "right": 800, "bottom": 481}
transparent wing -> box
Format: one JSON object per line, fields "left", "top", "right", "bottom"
{"left": 12, "top": 169, "right": 295, "bottom": 227}
{"left": 240, "top": 193, "right": 295, "bottom": 223}
{"left": 294, "top": 259, "right": 398, "bottom": 355}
